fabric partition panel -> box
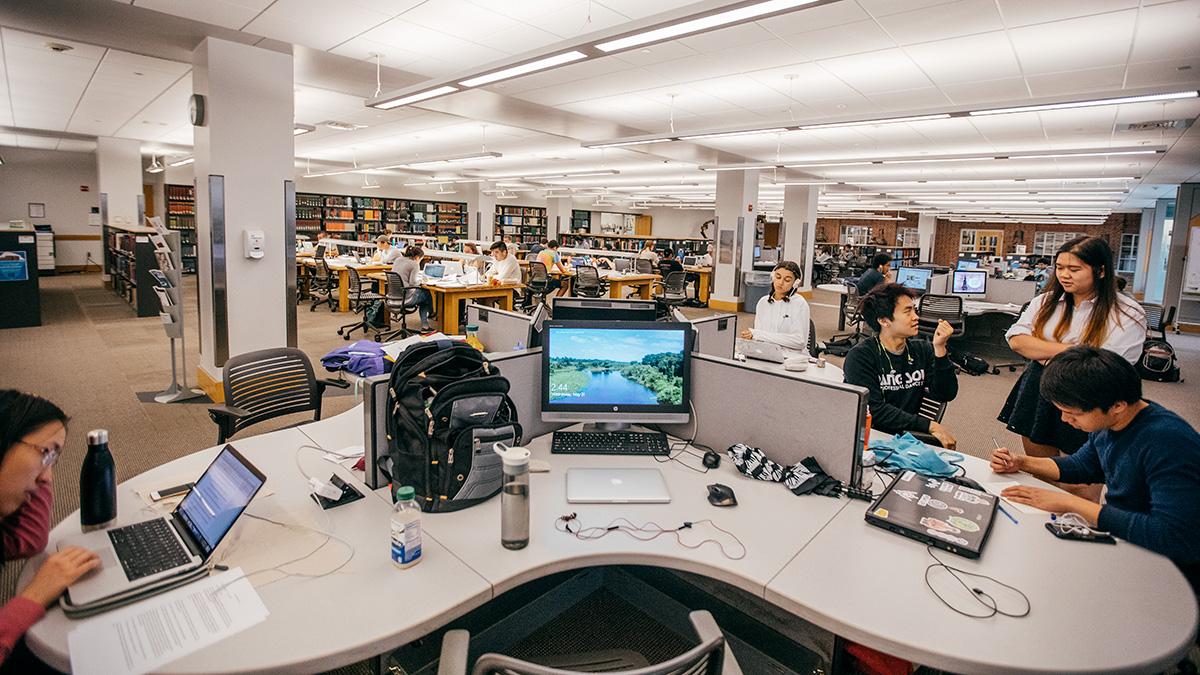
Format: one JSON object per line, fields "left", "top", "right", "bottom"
{"left": 690, "top": 312, "right": 738, "bottom": 359}
{"left": 985, "top": 278, "right": 1037, "bottom": 305}
{"left": 488, "top": 348, "right": 567, "bottom": 442}
{"left": 661, "top": 355, "right": 868, "bottom": 486}
{"left": 928, "top": 273, "right": 950, "bottom": 295}
{"left": 363, "top": 374, "right": 391, "bottom": 489}
{"left": 467, "top": 303, "right": 534, "bottom": 353}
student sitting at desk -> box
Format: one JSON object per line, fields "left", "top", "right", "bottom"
{"left": 991, "top": 346, "right": 1200, "bottom": 595}
{"left": 738, "top": 261, "right": 811, "bottom": 357}
{"left": 855, "top": 253, "right": 893, "bottom": 296}
{"left": 0, "top": 391, "right": 100, "bottom": 668}
{"left": 484, "top": 241, "right": 521, "bottom": 284}
{"left": 536, "top": 240, "right": 569, "bottom": 298}
{"left": 391, "top": 245, "right": 434, "bottom": 332}
{"left": 636, "top": 241, "right": 660, "bottom": 263}
{"left": 843, "top": 283, "right": 959, "bottom": 449}
{"left": 315, "top": 229, "right": 339, "bottom": 257}
{"left": 998, "top": 236, "right": 1145, "bottom": 496}
{"left": 372, "top": 235, "right": 400, "bottom": 264}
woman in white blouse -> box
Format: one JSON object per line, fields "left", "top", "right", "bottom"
{"left": 739, "top": 260, "right": 810, "bottom": 357}
{"left": 998, "top": 236, "right": 1146, "bottom": 462}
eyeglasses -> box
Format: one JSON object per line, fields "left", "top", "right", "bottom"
{"left": 15, "top": 440, "right": 61, "bottom": 469}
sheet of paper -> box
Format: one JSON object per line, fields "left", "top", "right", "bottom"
{"left": 977, "top": 478, "right": 1051, "bottom": 515}
{"left": 68, "top": 568, "right": 268, "bottom": 675}
{"left": 380, "top": 332, "right": 461, "bottom": 359}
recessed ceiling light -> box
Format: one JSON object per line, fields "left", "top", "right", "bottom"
{"left": 45, "top": 42, "right": 74, "bottom": 53}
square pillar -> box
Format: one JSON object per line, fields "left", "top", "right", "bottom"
{"left": 710, "top": 169, "right": 758, "bottom": 311}
{"left": 782, "top": 184, "right": 818, "bottom": 290}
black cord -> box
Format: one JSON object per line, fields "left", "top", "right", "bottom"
{"left": 923, "top": 546, "right": 1031, "bottom": 619}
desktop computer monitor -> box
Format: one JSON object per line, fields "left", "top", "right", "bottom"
{"left": 552, "top": 298, "right": 658, "bottom": 322}
{"left": 542, "top": 321, "right": 692, "bottom": 426}
{"left": 951, "top": 270, "right": 988, "bottom": 298}
{"left": 753, "top": 245, "right": 762, "bottom": 258}
{"left": 956, "top": 258, "right": 980, "bottom": 270}
{"left": 895, "top": 267, "right": 933, "bottom": 292}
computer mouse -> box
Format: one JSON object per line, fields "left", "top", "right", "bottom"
{"left": 944, "top": 474, "right": 984, "bottom": 491}
{"left": 706, "top": 483, "right": 737, "bottom": 507}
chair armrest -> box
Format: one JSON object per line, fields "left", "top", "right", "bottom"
{"left": 208, "top": 404, "right": 252, "bottom": 422}
{"left": 437, "top": 629, "right": 471, "bottom": 675}
{"left": 688, "top": 611, "right": 743, "bottom": 675}
{"left": 317, "top": 377, "right": 351, "bottom": 391}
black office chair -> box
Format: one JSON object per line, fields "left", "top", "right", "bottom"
{"left": 337, "top": 266, "right": 382, "bottom": 340}
{"left": 916, "top": 294, "right": 965, "bottom": 339}
{"left": 808, "top": 318, "right": 819, "bottom": 357}
{"left": 634, "top": 258, "right": 655, "bottom": 275}
{"left": 436, "top": 610, "right": 743, "bottom": 675}
{"left": 824, "top": 282, "right": 867, "bottom": 356}
{"left": 911, "top": 395, "right": 950, "bottom": 448}
{"left": 1140, "top": 302, "right": 1175, "bottom": 342}
{"left": 524, "top": 261, "right": 552, "bottom": 313}
{"left": 573, "top": 264, "right": 608, "bottom": 298}
{"left": 375, "top": 271, "right": 419, "bottom": 341}
{"left": 613, "top": 257, "right": 633, "bottom": 273}
{"left": 208, "top": 348, "right": 348, "bottom": 444}
{"left": 654, "top": 271, "right": 689, "bottom": 313}
{"left": 309, "top": 257, "right": 337, "bottom": 312}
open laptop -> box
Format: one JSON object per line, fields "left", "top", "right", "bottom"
{"left": 565, "top": 468, "right": 671, "bottom": 504}
{"left": 423, "top": 263, "right": 446, "bottom": 279}
{"left": 735, "top": 338, "right": 787, "bottom": 363}
{"left": 682, "top": 255, "right": 698, "bottom": 266}
{"left": 865, "top": 471, "right": 998, "bottom": 558}
{"left": 60, "top": 444, "right": 266, "bottom": 606}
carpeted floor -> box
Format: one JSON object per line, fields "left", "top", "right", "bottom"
{"left": 2, "top": 273, "right": 1198, "bottom": 673}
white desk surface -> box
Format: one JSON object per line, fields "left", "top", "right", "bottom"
{"left": 732, "top": 353, "right": 845, "bottom": 384}
{"left": 816, "top": 283, "right": 848, "bottom": 294}
{"left": 962, "top": 300, "right": 1024, "bottom": 317}
{"left": 767, "top": 453, "right": 1199, "bottom": 675}
{"left": 24, "top": 426, "right": 492, "bottom": 675}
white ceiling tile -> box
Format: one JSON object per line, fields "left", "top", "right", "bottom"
{"left": 68, "top": 54, "right": 188, "bottom": 136}
{"left": 905, "top": 31, "right": 1022, "bottom": 85}
{"left": 1123, "top": 58, "right": 1200, "bottom": 89}
{"left": 799, "top": 95, "right": 883, "bottom": 118}
{"left": 133, "top": 0, "right": 273, "bottom": 30}
{"left": 1, "top": 28, "right": 107, "bottom": 60}
{"left": 56, "top": 139, "right": 98, "bottom": 152}
{"left": 396, "top": 0, "right": 521, "bottom": 43}
{"left": 328, "top": 38, "right": 428, "bottom": 72}
{"left": 611, "top": 41, "right": 700, "bottom": 67}
{"left": 995, "top": 0, "right": 1140, "bottom": 27}
{"left": 875, "top": 0, "right": 1005, "bottom": 45}
{"left": 677, "top": 22, "right": 778, "bottom": 53}
{"left": 871, "top": 86, "right": 953, "bottom": 111}
{"left": 746, "top": 63, "right": 861, "bottom": 100}
{"left": 1008, "top": 10, "right": 1137, "bottom": 74}
{"left": 755, "top": 1, "right": 872, "bottom": 35}
{"left": 515, "top": 67, "right": 672, "bottom": 106}
{"left": 469, "top": 22, "right": 563, "bottom": 56}
{"left": 114, "top": 74, "right": 192, "bottom": 139}
{"left": 778, "top": 20, "right": 895, "bottom": 60}
{"left": 1035, "top": 106, "right": 1119, "bottom": 134}
{"left": 533, "top": 2, "right": 632, "bottom": 39}
{"left": 243, "top": 0, "right": 392, "bottom": 51}
{"left": 1130, "top": 0, "right": 1200, "bottom": 63}
{"left": 856, "top": 0, "right": 960, "bottom": 18}
{"left": 464, "top": 0, "right": 584, "bottom": 23}
{"left": 966, "top": 113, "right": 1046, "bottom": 141}
{"left": 4, "top": 29, "right": 104, "bottom": 132}
{"left": 357, "top": 19, "right": 506, "bottom": 71}
{"left": 817, "top": 49, "right": 934, "bottom": 94}
{"left": 590, "top": 0, "right": 699, "bottom": 19}
{"left": 495, "top": 58, "right": 636, "bottom": 94}
{"left": 939, "top": 77, "right": 1031, "bottom": 105}
{"left": 1025, "top": 65, "right": 1127, "bottom": 97}
{"left": 690, "top": 75, "right": 808, "bottom": 112}
{"left": 15, "top": 134, "right": 59, "bottom": 149}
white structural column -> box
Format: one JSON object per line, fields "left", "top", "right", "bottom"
{"left": 463, "top": 184, "right": 496, "bottom": 241}
{"left": 546, "top": 197, "right": 572, "bottom": 241}
{"left": 95, "top": 137, "right": 142, "bottom": 229}
{"left": 192, "top": 37, "right": 294, "bottom": 397}
{"left": 782, "top": 185, "right": 818, "bottom": 290}
{"left": 1134, "top": 207, "right": 1154, "bottom": 295}
{"left": 1144, "top": 197, "right": 1173, "bottom": 304}
{"left": 710, "top": 169, "right": 759, "bottom": 311}
{"left": 917, "top": 213, "right": 937, "bottom": 263}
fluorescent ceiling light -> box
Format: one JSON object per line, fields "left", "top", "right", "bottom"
{"left": 323, "top": 120, "right": 366, "bottom": 131}
{"left": 879, "top": 156, "right": 994, "bottom": 164}
{"left": 594, "top": 0, "right": 819, "bottom": 52}
{"left": 168, "top": 156, "right": 194, "bottom": 167}
{"left": 372, "top": 85, "right": 460, "bottom": 110}
{"left": 585, "top": 138, "right": 674, "bottom": 149}
{"left": 435, "top": 186, "right": 457, "bottom": 195}
{"left": 293, "top": 123, "right": 316, "bottom": 136}
{"left": 145, "top": 155, "right": 164, "bottom": 174}
{"left": 678, "top": 127, "right": 788, "bottom": 141}
{"left": 402, "top": 178, "right": 486, "bottom": 186}
{"left": 701, "top": 164, "right": 777, "bottom": 172}
{"left": 784, "top": 161, "right": 874, "bottom": 168}
{"left": 969, "top": 90, "right": 1198, "bottom": 116}
{"left": 772, "top": 180, "right": 839, "bottom": 186}
{"left": 459, "top": 51, "right": 587, "bottom": 87}
{"left": 1006, "top": 149, "right": 1164, "bottom": 160}
{"left": 379, "top": 151, "right": 503, "bottom": 169}
{"left": 798, "top": 113, "right": 951, "bottom": 131}
{"left": 505, "top": 169, "right": 622, "bottom": 180}
{"left": 853, "top": 176, "right": 1137, "bottom": 185}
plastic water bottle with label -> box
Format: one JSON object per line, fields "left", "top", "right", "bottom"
{"left": 391, "top": 485, "right": 423, "bottom": 568}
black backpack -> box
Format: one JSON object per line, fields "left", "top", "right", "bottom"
{"left": 384, "top": 341, "right": 522, "bottom": 512}
{"left": 365, "top": 300, "right": 387, "bottom": 328}
{"left": 949, "top": 349, "right": 990, "bottom": 376}
{"left": 1137, "top": 339, "right": 1181, "bottom": 382}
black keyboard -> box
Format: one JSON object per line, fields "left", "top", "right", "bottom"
{"left": 551, "top": 430, "right": 670, "bottom": 456}
{"left": 108, "top": 518, "right": 193, "bottom": 582}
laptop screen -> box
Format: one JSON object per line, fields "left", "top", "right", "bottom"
{"left": 176, "top": 445, "right": 265, "bottom": 558}
{"left": 423, "top": 263, "right": 445, "bottom": 278}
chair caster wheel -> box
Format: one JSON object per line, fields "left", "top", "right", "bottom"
{"left": 1008, "top": 367, "right": 1017, "bottom": 372}
{"left": 992, "top": 368, "right": 1000, "bottom": 375}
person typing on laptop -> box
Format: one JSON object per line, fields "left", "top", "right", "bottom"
{"left": 0, "top": 391, "right": 99, "bottom": 667}
{"left": 392, "top": 245, "right": 435, "bottom": 333}
{"left": 843, "top": 283, "right": 959, "bottom": 449}
{"left": 738, "top": 261, "right": 811, "bottom": 357}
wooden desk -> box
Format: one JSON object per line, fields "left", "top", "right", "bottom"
{"left": 302, "top": 258, "right": 389, "bottom": 312}
{"left": 368, "top": 272, "right": 522, "bottom": 335}
{"left": 601, "top": 272, "right": 659, "bottom": 299}
{"left": 684, "top": 265, "right": 712, "bottom": 304}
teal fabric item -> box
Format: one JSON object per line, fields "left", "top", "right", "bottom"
{"left": 868, "top": 432, "right": 964, "bottom": 477}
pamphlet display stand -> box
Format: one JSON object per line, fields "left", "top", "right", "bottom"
{"left": 147, "top": 219, "right": 204, "bottom": 403}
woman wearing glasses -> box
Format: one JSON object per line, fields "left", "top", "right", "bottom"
{"left": 0, "top": 391, "right": 99, "bottom": 666}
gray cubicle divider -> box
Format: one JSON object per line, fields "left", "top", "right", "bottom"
{"left": 928, "top": 273, "right": 950, "bottom": 295}
{"left": 689, "top": 312, "right": 738, "bottom": 358}
{"left": 660, "top": 354, "right": 868, "bottom": 487}
{"left": 466, "top": 303, "right": 534, "bottom": 353}
{"left": 985, "top": 277, "right": 1037, "bottom": 305}
{"left": 362, "top": 347, "right": 565, "bottom": 490}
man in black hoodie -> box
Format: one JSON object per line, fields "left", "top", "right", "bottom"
{"left": 843, "top": 283, "right": 959, "bottom": 448}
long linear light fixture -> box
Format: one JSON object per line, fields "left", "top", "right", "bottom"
{"left": 168, "top": 156, "right": 194, "bottom": 167}
{"left": 697, "top": 146, "right": 1164, "bottom": 171}
{"left": 583, "top": 91, "right": 1196, "bottom": 148}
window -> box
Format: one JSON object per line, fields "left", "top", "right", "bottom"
{"left": 897, "top": 227, "right": 918, "bottom": 247}
{"left": 1117, "top": 233, "right": 1139, "bottom": 274}
{"left": 1033, "top": 231, "right": 1085, "bottom": 255}
{"left": 839, "top": 225, "right": 872, "bottom": 244}
{"left": 959, "top": 229, "right": 1004, "bottom": 255}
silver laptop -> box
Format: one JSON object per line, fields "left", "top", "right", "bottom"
{"left": 736, "top": 338, "right": 787, "bottom": 363}
{"left": 566, "top": 468, "right": 671, "bottom": 504}
{"left": 60, "top": 445, "right": 265, "bottom": 606}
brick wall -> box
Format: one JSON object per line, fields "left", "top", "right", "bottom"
{"left": 816, "top": 212, "right": 920, "bottom": 245}
{"left": 930, "top": 212, "right": 1141, "bottom": 266}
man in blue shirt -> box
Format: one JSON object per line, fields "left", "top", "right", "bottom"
{"left": 991, "top": 346, "right": 1200, "bottom": 593}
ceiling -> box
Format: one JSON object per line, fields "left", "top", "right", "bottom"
{"left": 1, "top": 0, "right": 1198, "bottom": 220}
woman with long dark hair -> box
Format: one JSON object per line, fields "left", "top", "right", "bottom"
{"left": 0, "top": 391, "right": 99, "bottom": 666}
{"left": 739, "top": 260, "right": 811, "bottom": 356}
{"left": 998, "top": 236, "right": 1146, "bottom": 461}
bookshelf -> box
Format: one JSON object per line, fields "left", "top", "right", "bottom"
{"left": 494, "top": 205, "right": 547, "bottom": 244}
{"left": 294, "top": 192, "right": 467, "bottom": 241}
{"left": 296, "top": 193, "right": 323, "bottom": 237}
{"left": 102, "top": 224, "right": 160, "bottom": 317}
{"left": 570, "top": 209, "right": 591, "bottom": 233}
{"left": 165, "top": 184, "right": 196, "bottom": 274}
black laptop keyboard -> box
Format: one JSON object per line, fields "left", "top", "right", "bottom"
{"left": 551, "top": 430, "right": 670, "bottom": 456}
{"left": 108, "top": 519, "right": 192, "bottom": 581}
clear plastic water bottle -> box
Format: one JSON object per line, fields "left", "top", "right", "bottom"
{"left": 390, "top": 485, "right": 423, "bottom": 568}
{"left": 495, "top": 444, "right": 530, "bottom": 550}
{"left": 80, "top": 429, "right": 116, "bottom": 530}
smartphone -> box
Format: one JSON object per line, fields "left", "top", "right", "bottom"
{"left": 150, "top": 482, "right": 194, "bottom": 501}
